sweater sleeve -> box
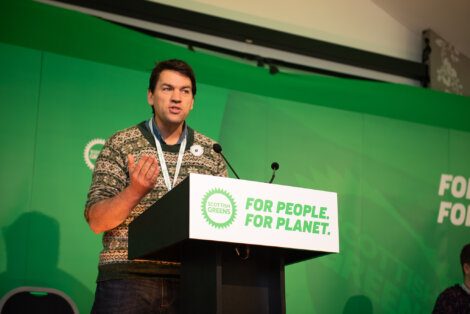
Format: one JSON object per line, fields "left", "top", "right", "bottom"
{"left": 84, "top": 134, "right": 128, "bottom": 222}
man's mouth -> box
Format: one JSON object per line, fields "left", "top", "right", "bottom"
{"left": 169, "top": 106, "right": 182, "bottom": 114}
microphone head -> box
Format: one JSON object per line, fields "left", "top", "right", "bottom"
{"left": 271, "top": 162, "right": 279, "bottom": 170}
{"left": 213, "top": 143, "right": 222, "bottom": 153}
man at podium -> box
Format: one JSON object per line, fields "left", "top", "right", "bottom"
{"left": 84, "top": 59, "right": 227, "bottom": 313}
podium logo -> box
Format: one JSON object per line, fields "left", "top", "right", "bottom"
{"left": 84, "top": 138, "right": 105, "bottom": 170}
{"left": 201, "top": 188, "right": 237, "bottom": 228}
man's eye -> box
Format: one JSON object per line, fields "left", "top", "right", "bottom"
{"left": 182, "top": 89, "right": 190, "bottom": 94}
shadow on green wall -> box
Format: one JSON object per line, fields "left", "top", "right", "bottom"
{"left": 342, "top": 295, "right": 373, "bottom": 314}
{"left": 0, "top": 211, "right": 93, "bottom": 309}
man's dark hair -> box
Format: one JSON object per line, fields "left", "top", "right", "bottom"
{"left": 148, "top": 59, "right": 196, "bottom": 96}
{"left": 461, "top": 243, "right": 470, "bottom": 271}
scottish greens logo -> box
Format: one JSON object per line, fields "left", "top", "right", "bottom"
{"left": 201, "top": 188, "right": 237, "bottom": 228}
{"left": 84, "top": 138, "right": 105, "bottom": 170}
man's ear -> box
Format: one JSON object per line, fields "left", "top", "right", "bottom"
{"left": 147, "top": 90, "right": 154, "bottom": 105}
{"left": 464, "top": 263, "right": 470, "bottom": 275}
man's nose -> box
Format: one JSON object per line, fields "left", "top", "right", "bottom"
{"left": 171, "top": 90, "right": 182, "bottom": 102}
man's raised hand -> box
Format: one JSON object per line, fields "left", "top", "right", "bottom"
{"left": 127, "top": 154, "right": 160, "bottom": 199}
{"left": 85, "top": 154, "right": 160, "bottom": 233}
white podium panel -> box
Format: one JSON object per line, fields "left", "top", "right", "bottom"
{"left": 189, "top": 174, "right": 339, "bottom": 253}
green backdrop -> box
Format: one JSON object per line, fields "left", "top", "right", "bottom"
{"left": 1, "top": 1, "right": 469, "bottom": 313}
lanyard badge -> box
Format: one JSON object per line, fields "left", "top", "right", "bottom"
{"left": 148, "top": 119, "right": 187, "bottom": 191}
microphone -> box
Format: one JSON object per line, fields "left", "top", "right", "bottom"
{"left": 268, "top": 162, "right": 280, "bottom": 184}
{"left": 212, "top": 143, "right": 241, "bottom": 179}
{"left": 213, "top": 143, "right": 258, "bottom": 260}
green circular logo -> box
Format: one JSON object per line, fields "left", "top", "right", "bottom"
{"left": 201, "top": 188, "right": 237, "bottom": 228}
{"left": 84, "top": 138, "right": 105, "bottom": 170}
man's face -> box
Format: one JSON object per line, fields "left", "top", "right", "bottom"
{"left": 148, "top": 69, "right": 194, "bottom": 128}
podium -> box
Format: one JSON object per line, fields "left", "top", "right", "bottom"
{"left": 129, "top": 174, "right": 339, "bottom": 314}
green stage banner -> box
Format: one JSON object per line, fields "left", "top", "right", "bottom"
{"left": 1, "top": 1, "right": 469, "bottom": 312}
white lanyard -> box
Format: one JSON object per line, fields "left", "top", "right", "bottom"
{"left": 148, "top": 119, "right": 187, "bottom": 191}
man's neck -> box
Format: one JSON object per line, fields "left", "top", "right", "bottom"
{"left": 154, "top": 118, "right": 184, "bottom": 145}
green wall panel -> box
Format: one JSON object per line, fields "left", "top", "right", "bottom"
{"left": 360, "top": 116, "right": 448, "bottom": 313}
{"left": 0, "top": 43, "right": 41, "bottom": 296}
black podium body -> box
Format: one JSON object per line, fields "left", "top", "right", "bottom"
{"left": 129, "top": 174, "right": 339, "bottom": 314}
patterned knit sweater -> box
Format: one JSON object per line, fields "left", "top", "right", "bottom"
{"left": 85, "top": 121, "right": 227, "bottom": 281}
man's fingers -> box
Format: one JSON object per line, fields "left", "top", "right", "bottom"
{"left": 128, "top": 154, "right": 135, "bottom": 172}
{"left": 129, "top": 155, "right": 159, "bottom": 190}
{"left": 146, "top": 161, "right": 160, "bottom": 180}
{"left": 138, "top": 155, "right": 154, "bottom": 178}
{"left": 146, "top": 156, "right": 160, "bottom": 180}
{"left": 151, "top": 162, "right": 160, "bottom": 181}
{"left": 127, "top": 155, "right": 159, "bottom": 197}
{"left": 133, "top": 155, "right": 149, "bottom": 177}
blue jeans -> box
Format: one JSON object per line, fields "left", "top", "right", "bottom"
{"left": 91, "top": 278, "right": 180, "bottom": 314}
